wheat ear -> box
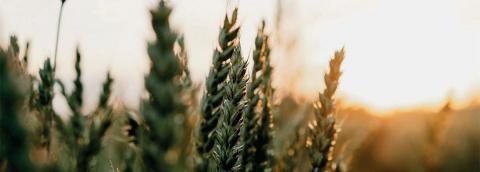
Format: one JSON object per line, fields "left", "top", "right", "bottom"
{"left": 307, "top": 48, "right": 345, "bottom": 172}
{"left": 213, "top": 46, "right": 248, "bottom": 171}
{"left": 196, "top": 8, "right": 240, "bottom": 172}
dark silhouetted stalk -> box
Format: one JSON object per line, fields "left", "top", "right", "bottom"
{"left": 54, "top": 0, "right": 66, "bottom": 70}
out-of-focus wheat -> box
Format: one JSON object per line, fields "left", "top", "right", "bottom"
{"left": 138, "top": 1, "right": 184, "bottom": 171}
{"left": 0, "top": 42, "right": 37, "bottom": 172}
{"left": 306, "top": 48, "right": 344, "bottom": 172}
{"left": 241, "top": 21, "right": 275, "bottom": 172}
{"left": 241, "top": 22, "right": 266, "bottom": 172}
{"left": 253, "top": 27, "right": 274, "bottom": 171}
{"left": 36, "top": 58, "right": 56, "bottom": 156}
{"left": 424, "top": 100, "right": 452, "bottom": 171}
{"left": 55, "top": 48, "right": 113, "bottom": 172}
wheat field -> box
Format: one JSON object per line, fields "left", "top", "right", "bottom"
{"left": 0, "top": 0, "right": 479, "bottom": 172}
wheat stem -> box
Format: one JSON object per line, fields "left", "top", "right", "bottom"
{"left": 53, "top": 1, "right": 65, "bottom": 71}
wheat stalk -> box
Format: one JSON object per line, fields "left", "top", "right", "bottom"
{"left": 306, "top": 48, "right": 344, "bottom": 172}
{"left": 196, "top": 8, "right": 240, "bottom": 172}
{"left": 53, "top": 0, "right": 67, "bottom": 70}
{"left": 213, "top": 47, "right": 248, "bottom": 171}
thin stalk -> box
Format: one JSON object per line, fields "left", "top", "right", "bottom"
{"left": 53, "top": 2, "right": 65, "bottom": 71}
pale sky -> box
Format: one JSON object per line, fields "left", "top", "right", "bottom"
{"left": 1, "top": 0, "right": 479, "bottom": 113}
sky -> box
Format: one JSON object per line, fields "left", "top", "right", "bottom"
{"left": 0, "top": 0, "right": 479, "bottom": 113}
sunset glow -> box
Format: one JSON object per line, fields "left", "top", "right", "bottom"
{"left": 1, "top": 0, "right": 479, "bottom": 112}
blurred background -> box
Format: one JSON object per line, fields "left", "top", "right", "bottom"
{"left": 1, "top": 0, "right": 479, "bottom": 114}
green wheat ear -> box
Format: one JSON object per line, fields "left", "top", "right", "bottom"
{"left": 213, "top": 46, "right": 248, "bottom": 172}
{"left": 307, "top": 48, "right": 345, "bottom": 172}
{"left": 196, "top": 7, "right": 240, "bottom": 172}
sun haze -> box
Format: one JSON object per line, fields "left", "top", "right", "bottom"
{"left": 1, "top": 0, "right": 479, "bottom": 113}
